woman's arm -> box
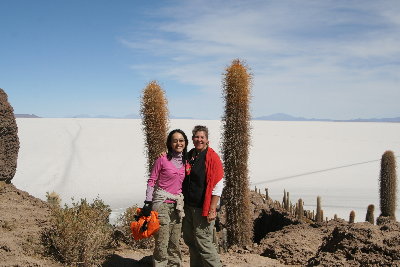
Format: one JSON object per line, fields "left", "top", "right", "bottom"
{"left": 207, "top": 178, "right": 224, "bottom": 222}
{"left": 144, "top": 157, "right": 163, "bottom": 201}
{"left": 207, "top": 195, "right": 220, "bottom": 223}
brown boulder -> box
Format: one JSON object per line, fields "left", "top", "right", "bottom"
{"left": 0, "top": 88, "right": 19, "bottom": 183}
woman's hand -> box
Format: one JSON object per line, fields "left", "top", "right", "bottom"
{"left": 158, "top": 151, "right": 167, "bottom": 158}
{"left": 207, "top": 209, "right": 217, "bottom": 223}
{"left": 140, "top": 201, "right": 152, "bottom": 217}
{"left": 207, "top": 195, "right": 220, "bottom": 223}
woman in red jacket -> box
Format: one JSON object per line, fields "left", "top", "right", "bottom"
{"left": 182, "top": 125, "right": 224, "bottom": 267}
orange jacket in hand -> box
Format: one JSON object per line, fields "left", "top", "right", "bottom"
{"left": 130, "top": 208, "right": 160, "bottom": 240}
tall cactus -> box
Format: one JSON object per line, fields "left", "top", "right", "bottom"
{"left": 379, "top": 150, "right": 397, "bottom": 221}
{"left": 221, "top": 59, "right": 252, "bottom": 247}
{"left": 0, "top": 89, "right": 19, "bottom": 183}
{"left": 140, "top": 81, "right": 169, "bottom": 175}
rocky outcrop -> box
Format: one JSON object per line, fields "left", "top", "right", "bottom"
{"left": 308, "top": 221, "right": 400, "bottom": 266}
{"left": 0, "top": 88, "right": 19, "bottom": 183}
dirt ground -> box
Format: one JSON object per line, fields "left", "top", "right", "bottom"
{"left": 2, "top": 182, "right": 400, "bottom": 267}
{"left": 0, "top": 183, "right": 293, "bottom": 267}
{"left": 103, "top": 246, "right": 295, "bottom": 267}
{"left": 0, "top": 182, "right": 62, "bottom": 267}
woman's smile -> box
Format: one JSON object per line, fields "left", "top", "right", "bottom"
{"left": 192, "top": 131, "right": 208, "bottom": 152}
{"left": 171, "top": 132, "right": 185, "bottom": 153}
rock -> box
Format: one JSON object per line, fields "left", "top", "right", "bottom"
{"left": 0, "top": 88, "right": 19, "bottom": 183}
{"left": 308, "top": 222, "right": 400, "bottom": 266}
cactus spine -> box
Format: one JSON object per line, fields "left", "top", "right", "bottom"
{"left": 0, "top": 88, "right": 19, "bottom": 183}
{"left": 140, "top": 81, "right": 169, "bottom": 175}
{"left": 222, "top": 59, "right": 252, "bottom": 247}
{"left": 379, "top": 150, "right": 397, "bottom": 220}
{"left": 366, "top": 204, "right": 375, "bottom": 224}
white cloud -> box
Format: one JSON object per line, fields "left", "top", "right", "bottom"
{"left": 121, "top": 0, "right": 400, "bottom": 119}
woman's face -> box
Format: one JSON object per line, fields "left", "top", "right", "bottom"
{"left": 192, "top": 131, "right": 208, "bottom": 152}
{"left": 170, "top": 132, "right": 186, "bottom": 153}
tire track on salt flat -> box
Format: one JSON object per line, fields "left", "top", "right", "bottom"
{"left": 56, "top": 119, "right": 83, "bottom": 191}
{"left": 251, "top": 157, "right": 400, "bottom": 186}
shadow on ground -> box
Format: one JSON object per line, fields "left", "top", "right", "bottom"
{"left": 102, "top": 255, "right": 152, "bottom": 267}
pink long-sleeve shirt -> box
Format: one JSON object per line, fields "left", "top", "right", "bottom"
{"left": 145, "top": 154, "right": 185, "bottom": 201}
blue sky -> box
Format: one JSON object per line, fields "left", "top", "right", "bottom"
{"left": 1, "top": 0, "right": 399, "bottom": 119}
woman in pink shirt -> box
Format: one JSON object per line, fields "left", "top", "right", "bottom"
{"left": 143, "top": 129, "right": 188, "bottom": 267}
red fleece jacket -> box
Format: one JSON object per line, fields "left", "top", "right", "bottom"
{"left": 202, "top": 147, "right": 224, "bottom": 216}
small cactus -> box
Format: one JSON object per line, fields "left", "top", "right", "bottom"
{"left": 349, "top": 210, "right": 355, "bottom": 223}
{"left": 297, "top": 198, "right": 304, "bottom": 221}
{"left": 283, "top": 189, "right": 287, "bottom": 209}
{"left": 316, "top": 196, "right": 322, "bottom": 223}
{"left": 366, "top": 204, "right": 375, "bottom": 224}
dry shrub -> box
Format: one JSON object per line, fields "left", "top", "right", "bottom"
{"left": 221, "top": 59, "right": 252, "bottom": 247}
{"left": 115, "top": 205, "right": 154, "bottom": 249}
{"left": 46, "top": 191, "right": 61, "bottom": 207}
{"left": 43, "top": 197, "right": 113, "bottom": 266}
{"left": 0, "top": 88, "right": 19, "bottom": 183}
{"left": 140, "top": 81, "right": 169, "bottom": 174}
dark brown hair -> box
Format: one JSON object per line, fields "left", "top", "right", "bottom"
{"left": 192, "top": 125, "right": 209, "bottom": 139}
{"left": 166, "top": 129, "right": 188, "bottom": 164}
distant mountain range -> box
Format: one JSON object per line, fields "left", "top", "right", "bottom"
{"left": 70, "top": 114, "right": 141, "bottom": 119}
{"left": 253, "top": 113, "right": 400, "bottom": 122}
{"left": 15, "top": 113, "right": 400, "bottom": 122}
{"left": 69, "top": 114, "right": 194, "bottom": 119}
{"left": 15, "top": 114, "right": 41, "bottom": 118}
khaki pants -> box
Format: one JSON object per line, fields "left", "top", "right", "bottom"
{"left": 182, "top": 206, "right": 221, "bottom": 267}
{"left": 153, "top": 203, "right": 182, "bottom": 267}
